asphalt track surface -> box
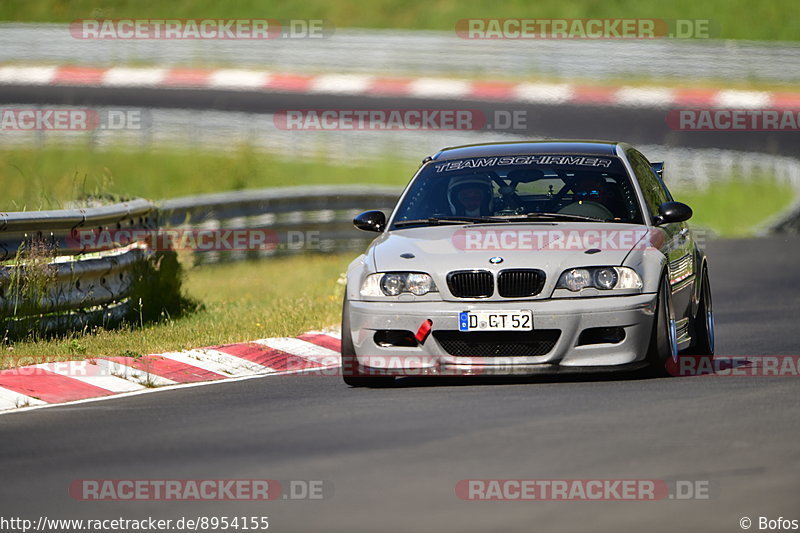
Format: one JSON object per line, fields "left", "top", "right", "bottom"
{"left": 1, "top": 235, "right": 798, "bottom": 533}
{"left": 2, "top": 84, "right": 800, "bottom": 156}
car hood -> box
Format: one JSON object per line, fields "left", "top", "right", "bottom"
{"left": 369, "top": 222, "right": 651, "bottom": 299}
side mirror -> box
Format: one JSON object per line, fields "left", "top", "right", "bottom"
{"left": 653, "top": 201, "right": 692, "bottom": 225}
{"left": 353, "top": 210, "right": 386, "bottom": 232}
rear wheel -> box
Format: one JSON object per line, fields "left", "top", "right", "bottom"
{"left": 341, "top": 296, "right": 394, "bottom": 388}
{"left": 645, "top": 273, "right": 678, "bottom": 377}
{"left": 685, "top": 266, "right": 715, "bottom": 356}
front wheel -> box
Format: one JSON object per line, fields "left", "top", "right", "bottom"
{"left": 645, "top": 273, "right": 678, "bottom": 377}
{"left": 685, "top": 266, "right": 715, "bottom": 356}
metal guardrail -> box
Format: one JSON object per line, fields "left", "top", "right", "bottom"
{"left": 0, "top": 246, "right": 148, "bottom": 314}
{"left": 0, "top": 199, "right": 157, "bottom": 335}
{"left": 1, "top": 24, "right": 799, "bottom": 83}
{"left": 161, "top": 185, "right": 400, "bottom": 264}
{"left": 0, "top": 187, "right": 401, "bottom": 334}
{"left": 0, "top": 198, "right": 156, "bottom": 260}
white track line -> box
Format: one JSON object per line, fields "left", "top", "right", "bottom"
{"left": 32, "top": 362, "right": 146, "bottom": 393}
{"left": 208, "top": 69, "right": 271, "bottom": 90}
{"left": 713, "top": 90, "right": 772, "bottom": 108}
{"left": 309, "top": 74, "right": 374, "bottom": 94}
{"left": 102, "top": 67, "right": 167, "bottom": 87}
{"left": 0, "top": 331, "right": 344, "bottom": 415}
{"left": 512, "top": 82, "right": 574, "bottom": 104}
{"left": 0, "top": 365, "right": 337, "bottom": 418}
{"left": 93, "top": 359, "right": 178, "bottom": 387}
{"left": 408, "top": 78, "right": 472, "bottom": 98}
{"left": 306, "top": 329, "right": 342, "bottom": 340}
{"left": 615, "top": 87, "right": 676, "bottom": 108}
{"left": 0, "top": 386, "right": 48, "bottom": 411}
{"left": 254, "top": 338, "right": 340, "bottom": 366}
{"left": 0, "top": 65, "right": 56, "bottom": 85}
{"left": 157, "top": 348, "right": 275, "bottom": 377}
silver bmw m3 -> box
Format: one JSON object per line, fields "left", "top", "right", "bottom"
{"left": 342, "top": 141, "right": 714, "bottom": 386}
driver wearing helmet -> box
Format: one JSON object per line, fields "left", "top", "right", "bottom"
{"left": 558, "top": 172, "right": 615, "bottom": 220}
{"left": 447, "top": 175, "right": 495, "bottom": 217}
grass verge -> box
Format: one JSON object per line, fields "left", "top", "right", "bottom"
{"left": 673, "top": 179, "right": 795, "bottom": 237}
{"left": 0, "top": 145, "right": 412, "bottom": 212}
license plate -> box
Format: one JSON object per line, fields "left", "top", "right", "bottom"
{"left": 458, "top": 310, "right": 533, "bottom": 332}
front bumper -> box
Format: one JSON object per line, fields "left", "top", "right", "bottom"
{"left": 346, "top": 293, "right": 657, "bottom": 376}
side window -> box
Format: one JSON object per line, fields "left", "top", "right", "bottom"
{"left": 627, "top": 149, "right": 667, "bottom": 218}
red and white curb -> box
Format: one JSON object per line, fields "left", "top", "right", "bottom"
{"left": 1, "top": 65, "right": 799, "bottom": 109}
{"left": 0, "top": 330, "right": 341, "bottom": 415}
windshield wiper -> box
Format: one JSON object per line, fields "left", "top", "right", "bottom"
{"left": 393, "top": 216, "right": 511, "bottom": 227}
{"left": 496, "top": 213, "right": 608, "bottom": 222}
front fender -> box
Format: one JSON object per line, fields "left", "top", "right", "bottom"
{"left": 345, "top": 254, "right": 371, "bottom": 301}
{"left": 623, "top": 243, "right": 667, "bottom": 294}
{"left": 691, "top": 246, "right": 708, "bottom": 317}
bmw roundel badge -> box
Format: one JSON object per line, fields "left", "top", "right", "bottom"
{"left": 489, "top": 256, "right": 504, "bottom": 264}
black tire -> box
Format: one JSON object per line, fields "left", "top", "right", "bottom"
{"left": 685, "top": 266, "right": 715, "bottom": 356}
{"left": 341, "top": 296, "right": 394, "bottom": 388}
{"left": 645, "top": 273, "right": 678, "bottom": 377}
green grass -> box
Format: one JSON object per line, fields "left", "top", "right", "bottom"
{"left": 2, "top": 253, "right": 352, "bottom": 364}
{"left": 0, "top": 0, "right": 798, "bottom": 41}
{"left": 0, "top": 145, "right": 413, "bottom": 212}
{"left": 674, "top": 179, "right": 795, "bottom": 237}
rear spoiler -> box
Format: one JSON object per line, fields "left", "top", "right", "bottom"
{"left": 651, "top": 162, "right": 664, "bottom": 179}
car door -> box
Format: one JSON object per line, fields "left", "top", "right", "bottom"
{"left": 627, "top": 149, "right": 695, "bottom": 330}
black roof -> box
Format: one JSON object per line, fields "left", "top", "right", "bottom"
{"left": 430, "top": 140, "right": 623, "bottom": 161}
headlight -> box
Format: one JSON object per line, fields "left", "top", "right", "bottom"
{"left": 361, "top": 272, "right": 438, "bottom": 297}
{"left": 560, "top": 269, "right": 592, "bottom": 291}
{"left": 406, "top": 273, "right": 435, "bottom": 295}
{"left": 594, "top": 267, "right": 618, "bottom": 290}
{"left": 380, "top": 274, "right": 405, "bottom": 296}
{"left": 615, "top": 267, "right": 644, "bottom": 290}
{"left": 557, "top": 267, "right": 642, "bottom": 292}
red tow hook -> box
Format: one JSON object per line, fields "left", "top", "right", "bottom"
{"left": 415, "top": 319, "right": 433, "bottom": 344}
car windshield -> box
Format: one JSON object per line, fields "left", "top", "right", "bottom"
{"left": 390, "top": 154, "right": 644, "bottom": 229}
